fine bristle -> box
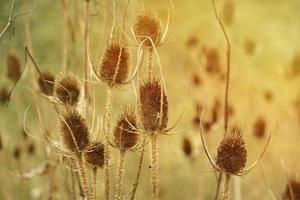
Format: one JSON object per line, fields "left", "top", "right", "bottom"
{"left": 99, "top": 40, "right": 129, "bottom": 86}
{"left": 134, "top": 12, "right": 161, "bottom": 47}
{"left": 0, "top": 87, "right": 8, "bottom": 104}
{"left": 216, "top": 129, "right": 247, "bottom": 174}
{"left": 85, "top": 142, "right": 105, "bottom": 168}
{"left": 60, "top": 111, "right": 90, "bottom": 151}
{"left": 6, "top": 54, "right": 21, "bottom": 82}
{"left": 38, "top": 71, "right": 55, "bottom": 96}
{"left": 139, "top": 78, "right": 168, "bottom": 132}
{"left": 182, "top": 137, "right": 192, "bottom": 157}
{"left": 283, "top": 179, "right": 300, "bottom": 200}
{"left": 55, "top": 75, "right": 80, "bottom": 106}
{"left": 113, "top": 109, "right": 138, "bottom": 150}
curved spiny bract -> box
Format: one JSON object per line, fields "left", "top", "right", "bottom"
{"left": 55, "top": 75, "right": 80, "bottom": 106}
{"left": 85, "top": 142, "right": 105, "bottom": 168}
{"left": 216, "top": 129, "right": 247, "bottom": 174}
{"left": 38, "top": 71, "right": 55, "bottom": 96}
{"left": 113, "top": 109, "right": 138, "bottom": 150}
{"left": 99, "top": 40, "right": 129, "bottom": 87}
{"left": 134, "top": 11, "right": 161, "bottom": 48}
{"left": 139, "top": 78, "right": 168, "bottom": 133}
{"left": 60, "top": 110, "right": 90, "bottom": 152}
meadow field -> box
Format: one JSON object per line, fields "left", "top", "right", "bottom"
{"left": 0, "top": 0, "right": 300, "bottom": 199}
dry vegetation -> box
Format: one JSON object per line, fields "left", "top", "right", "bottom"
{"left": 0, "top": 0, "right": 300, "bottom": 199}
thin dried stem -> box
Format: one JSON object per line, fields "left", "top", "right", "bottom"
{"left": 214, "top": 173, "right": 223, "bottom": 200}
{"left": 84, "top": 0, "right": 91, "bottom": 103}
{"left": 150, "top": 134, "right": 159, "bottom": 200}
{"left": 77, "top": 152, "right": 91, "bottom": 200}
{"left": 92, "top": 167, "right": 98, "bottom": 200}
{"left": 221, "top": 173, "right": 231, "bottom": 200}
{"left": 130, "top": 138, "right": 146, "bottom": 200}
{"left": 0, "top": 0, "right": 15, "bottom": 39}
{"left": 147, "top": 48, "right": 154, "bottom": 80}
{"left": 115, "top": 150, "right": 126, "bottom": 200}
{"left": 104, "top": 87, "right": 113, "bottom": 200}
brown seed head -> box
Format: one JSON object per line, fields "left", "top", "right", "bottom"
{"left": 182, "top": 137, "right": 192, "bottom": 157}
{"left": 55, "top": 75, "right": 80, "bottom": 106}
{"left": 85, "top": 142, "right": 105, "bottom": 168}
{"left": 60, "top": 111, "right": 90, "bottom": 152}
{"left": 38, "top": 71, "right": 55, "bottom": 96}
{"left": 139, "top": 78, "right": 168, "bottom": 132}
{"left": 216, "top": 129, "right": 247, "bottom": 174}
{"left": 134, "top": 12, "right": 161, "bottom": 47}
{"left": 0, "top": 87, "right": 8, "bottom": 104}
{"left": 113, "top": 109, "right": 138, "bottom": 150}
{"left": 99, "top": 40, "right": 129, "bottom": 86}
{"left": 6, "top": 54, "right": 21, "bottom": 82}
{"left": 283, "top": 179, "right": 300, "bottom": 200}
{"left": 253, "top": 117, "right": 266, "bottom": 138}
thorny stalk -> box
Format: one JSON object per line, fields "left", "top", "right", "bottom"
{"left": 150, "top": 134, "right": 159, "bottom": 200}
{"left": 115, "top": 150, "right": 126, "bottom": 200}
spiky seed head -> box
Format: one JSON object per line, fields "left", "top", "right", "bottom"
{"left": 253, "top": 117, "right": 266, "bottom": 138}
{"left": 283, "top": 179, "right": 300, "bottom": 200}
{"left": 6, "top": 54, "right": 21, "bottom": 82}
{"left": 38, "top": 71, "right": 55, "bottom": 96}
{"left": 0, "top": 87, "right": 8, "bottom": 104}
{"left": 85, "top": 142, "right": 105, "bottom": 168}
{"left": 55, "top": 75, "right": 80, "bottom": 106}
{"left": 60, "top": 111, "right": 90, "bottom": 152}
{"left": 134, "top": 12, "right": 161, "bottom": 47}
{"left": 216, "top": 129, "right": 247, "bottom": 174}
{"left": 139, "top": 78, "right": 168, "bottom": 132}
{"left": 113, "top": 109, "right": 138, "bottom": 150}
{"left": 182, "top": 137, "right": 192, "bottom": 157}
{"left": 99, "top": 40, "right": 129, "bottom": 87}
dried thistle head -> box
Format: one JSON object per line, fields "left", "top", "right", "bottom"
{"left": 60, "top": 111, "right": 90, "bottom": 152}
{"left": 85, "top": 142, "right": 105, "bottom": 168}
{"left": 216, "top": 129, "right": 247, "bottom": 174}
{"left": 139, "top": 78, "right": 168, "bottom": 132}
{"left": 38, "top": 71, "right": 55, "bottom": 96}
{"left": 113, "top": 108, "right": 138, "bottom": 150}
{"left": 6, "top": 54, "right": 21, "bottom": 82}
{"left": 283, "top": 179, "right": 300, "bottom": 200}
{"left": 134, "top": 11, "right": 161, "bottom": 47}
{"left": 55, "top": 75, "right": 80, "bottom": 106}
{"left": 253, "top": 117, "right": 266, "bottom": 139}
{"left": 99, "top": 40, "right": 129, "bottom": 86}
{"left": 0, "top": 87, "right": 8, "bottom": 104}
{"left": 182, "top": 137, "right": 192, "bottom": 157}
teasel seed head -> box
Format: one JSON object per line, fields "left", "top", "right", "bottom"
{"left": 0, "top": 87, "right": 8, "bottom": 104}
{"left": 6, "top": 54, "right": 21, "bottom": 82}
{"left": 216, "top": 128, "right": 247, "bottom": 174}
{"left": 38, "top": 71, "right": 55, "bottom": 96}
{"left": 60, "top": 110, "right": 90, "bottom": 152}
{"left": 99, "top": 40, "right": 129, "bottom": 87}
{"left": 139, "top": 78, "right": 168, "bottom": 132}
{"left": 182, "top": 137, "right": 192, "bottom": 157}
{"left": 113, "top": 108, "right": 138, "bottom": 150}
{"left": 134, "top": 11, "right": 161, "bottom": 48}
{"left": 283, "top": 179, "right": 300, "bottom": 200}
{"left": 55, "top": 75, "right": 80, "bottom": 106}
{"left": 85, "top": 142, "right": 105, "bottom": 168}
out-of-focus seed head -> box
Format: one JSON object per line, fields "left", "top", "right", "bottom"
{"left": 55, "top": 75, "right": 80, "bottom": 106}
{"left": 182, "top": 137, "right": 192, "bottom": 157}
{"left": 216, "top": 128, "right": 247, "bottom": 174}
{"left": 85, "top": 142, "right": 105, "bottom": 168}
{"left": 27, "top": 142, "right": 35, "bottom": 155}
{"left": 139, "top": 78, "right": 168, "bottom": 132}
{"left": 38, "top": 71, "right": 55, "bottom": 96}
{"left": 99, "top": 40, "right": 129, "bottom": 86}
{"left": 253, "top": 117, "right": 266, "bottom": 139}
{"left": 134, "top": 11, "right": 161, "bottom": 47}
{"left": 211, "top": 99, "right": 221, "bottom": 124}
{"left": 60, "top": 111, "right": 90, "bottom": 152}
{"left": 113, "top": 109, "right": 138, "bottom": 150}
{"left": 0, "top": 87, "right": 8, "bottom": 104}
{"left": 186, "top": 36, "right": 198, "bottom": 49}
{"left": 283, "top": 179, "right": 300, "bottom": 200}
{"left": 6, "top": 54, "right": 21, "bottom": 82}
{"left": 192, "top": 73, "right": 202, "bottom": 87}
{"left": 13, "top": 146, "right": 21, "bottom": 160}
